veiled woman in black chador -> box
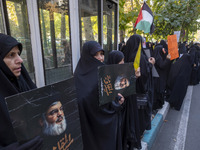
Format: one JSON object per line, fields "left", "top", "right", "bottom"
{"left": 189, "top": 45, "right": 200, "bottom": 85}
{"left": 107, "top": 50, "right": 126, "bottom": 149}
{"left": 146, "top": 42, "right": 154, "bottom": 57}
{"left": 74, "top": 41, "right": 124, "bottom": 150}
{"left": 167, "top": 52, "right": 193, "bottom": 110}
{"left": 122, "top": 34, "right": 154, "bottom": 149}
{"left": 153, "top": 42, "right": 171, "bottom": 110}
{"left": 167, "top": 44, "right": 198, "bottom": 110}
{"left": 0, "top": 33, "right": 42, "bottom": 149}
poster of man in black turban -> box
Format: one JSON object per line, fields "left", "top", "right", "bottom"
{"left": 5, "top": 78, "right": 83, "bottom": 150}
{"left": 98, "top": 63, "right": 136, "bottom": 106}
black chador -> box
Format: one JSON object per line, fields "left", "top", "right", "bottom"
{"left": 107, "top": 50, "right": 125, "bottom": 150}
{"left": 122, "top": 34, "right": 153, "bottom": 149}
{"left": 74, "top": 41, "right": 123, "bottom": 150}
{"left": 167, "top": 53, "right": 193, "bottom": 110}
{"left": 153, "top": 45, "right": 171, "bottom": 109}
{"left": 189, "top": 45, "right": 200, "bottom": 85}
{"left": 0, "top": 34, "right": 37, "bottom": 148}
{"left": 107, "top": 50, "right": 124, "bottom": 65}
{"left": 178, "top": 43, "right": 187, "bottom": 56}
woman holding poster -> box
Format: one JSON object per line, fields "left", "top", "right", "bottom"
{"left": 74, "top": 41, "right": 125, "bottom": 150}
{"left": 0, "top": 33, "right": 43, "bottom": 149}
{"left": 107, "top": 50, "right": 143, "bottom": 150}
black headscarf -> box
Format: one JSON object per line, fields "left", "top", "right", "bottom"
{"left": 75, "top": 41, "right": 104, "bottom": 75}
{"left": 123, "top": 34, "right": 151, "bottom": 90}
{"left": 124, "top": 34, "right": 142, "bottom": 63}
{"left": 153, "top": 45, "right": 168, "bottom": 60}
{"left": 188, "top": 45, "right": 198, "bottom": 65}
{"left": 107, "top": 50, "right": 124, "bottom": 64}
{"left": 0, "top": 33, "right": 36, "bottom": 147}
{"left": 146, "top": 42, "right": 153, "bottom": 56}
{"left": 188, "top": 45, "right": 200, "bottom": 85}
{"left": 146, "top": 42, "right": 151, "bottom": 49}
{"left": 160, "top": 40, "right": 168, "bottom": 52}
{"left": 178, "top": 43, "right": 187, "bottom": 55}
{"left": 74, "top": 41, "right": 123, "bottom": 150}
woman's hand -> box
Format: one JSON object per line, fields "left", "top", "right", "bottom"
{"left": 135, "top": 67, "right": 141, "bottom": 78}
{"left": 117, "top": 93, "right": 125, "bottom": 105}
{"left": 148, "top": 57, "right": 155, "bottom": 65}
{"left": 166, "top": 54, "right": 171, "bottom": 60}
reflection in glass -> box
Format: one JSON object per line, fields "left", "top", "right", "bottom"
{"left": 103, "top": 0, "right": 116, "bottom": 61}
{"left": 38, "top": 0, "right": 72, "bottom": 85}
{"left": 6, "top": 0, "right": 35, "bottom": 82}
{"left": 79, "top": 0, "right": 98, "bottom": 47}
{"left": 0, "top": 2, "right": 5, "bottom": 33}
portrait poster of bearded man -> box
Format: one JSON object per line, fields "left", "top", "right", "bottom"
{"left": 5, "top": 78, "right": 83, "bottom": 150}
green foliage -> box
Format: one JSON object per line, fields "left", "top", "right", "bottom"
{"left": 153, "top": 0, "right": 200, "bottom": 40}
{"left": 119, "top": 0, "right": 200, "bottom": 42}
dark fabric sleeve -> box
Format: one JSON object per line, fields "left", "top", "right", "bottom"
{"left": 100, "top": 98, "right": 122, "bottom": 114}
{"left": 155, "top": 56, "right": 171, "bottom": 70}
{"left": 0, "top": 136, "right": 43, "bottom": 150}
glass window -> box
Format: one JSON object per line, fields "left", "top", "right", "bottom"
{"left": 0, "top": 1, "right": 5, "bottom": 33}
{"left": 38, "top": 0, "right": 72, "bottom": 85}
{"left": 103, "top": 0, "right": 116, "bottom": 61}
{"left": 6, "top": 0, "right": 35, "bottom": 82}
{"left": 79, "top": 0, "right": 98, "bottom": 47}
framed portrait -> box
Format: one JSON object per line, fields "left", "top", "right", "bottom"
{"left": 98, "top": 63, "right": 136, "bottom": 106}
{"left": 5, "top": 78, "right": 83, "bottom": 150}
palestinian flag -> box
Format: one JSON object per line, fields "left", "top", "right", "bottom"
{"left": 134, "top": 2, "right": 154, "bottom": 34}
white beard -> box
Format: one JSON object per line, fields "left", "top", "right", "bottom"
{"left": 42, "top": 115, "right": 67, "bottom": 136}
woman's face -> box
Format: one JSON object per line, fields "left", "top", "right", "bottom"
{"left": 149, "top": 43, "right": 151, "bottom": 47}
{"left": 3, "top": 46, "right": 23, "bottom": 77}
{"left": 94, "top": 50, "right": 104, "bottom": 62}
{"left": 118, "top": 58, "right": 124, "bottom": 64}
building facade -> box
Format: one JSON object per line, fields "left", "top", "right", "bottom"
{"left": 0, "top": 0, "right": 119, "bottom": 87}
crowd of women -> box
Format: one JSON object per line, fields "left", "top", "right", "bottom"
{"left": 1, "top": 32, "right": 200, "bottom": 150}
{"left": 74, "top": 34, "right": 200, "bottom": 150}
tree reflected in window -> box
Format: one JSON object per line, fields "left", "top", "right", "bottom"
{"left": 38, "top": 0, "right": 72, "bottom": 85}
{"left": 6, "top": 0, "right": 35, "bottom": 82}
{"left": 79, "top": 0, "right": 98, "bottom": 47}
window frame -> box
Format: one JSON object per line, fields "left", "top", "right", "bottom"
{"left": 1, "top": 0, "right": 119, "bottom": 87}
